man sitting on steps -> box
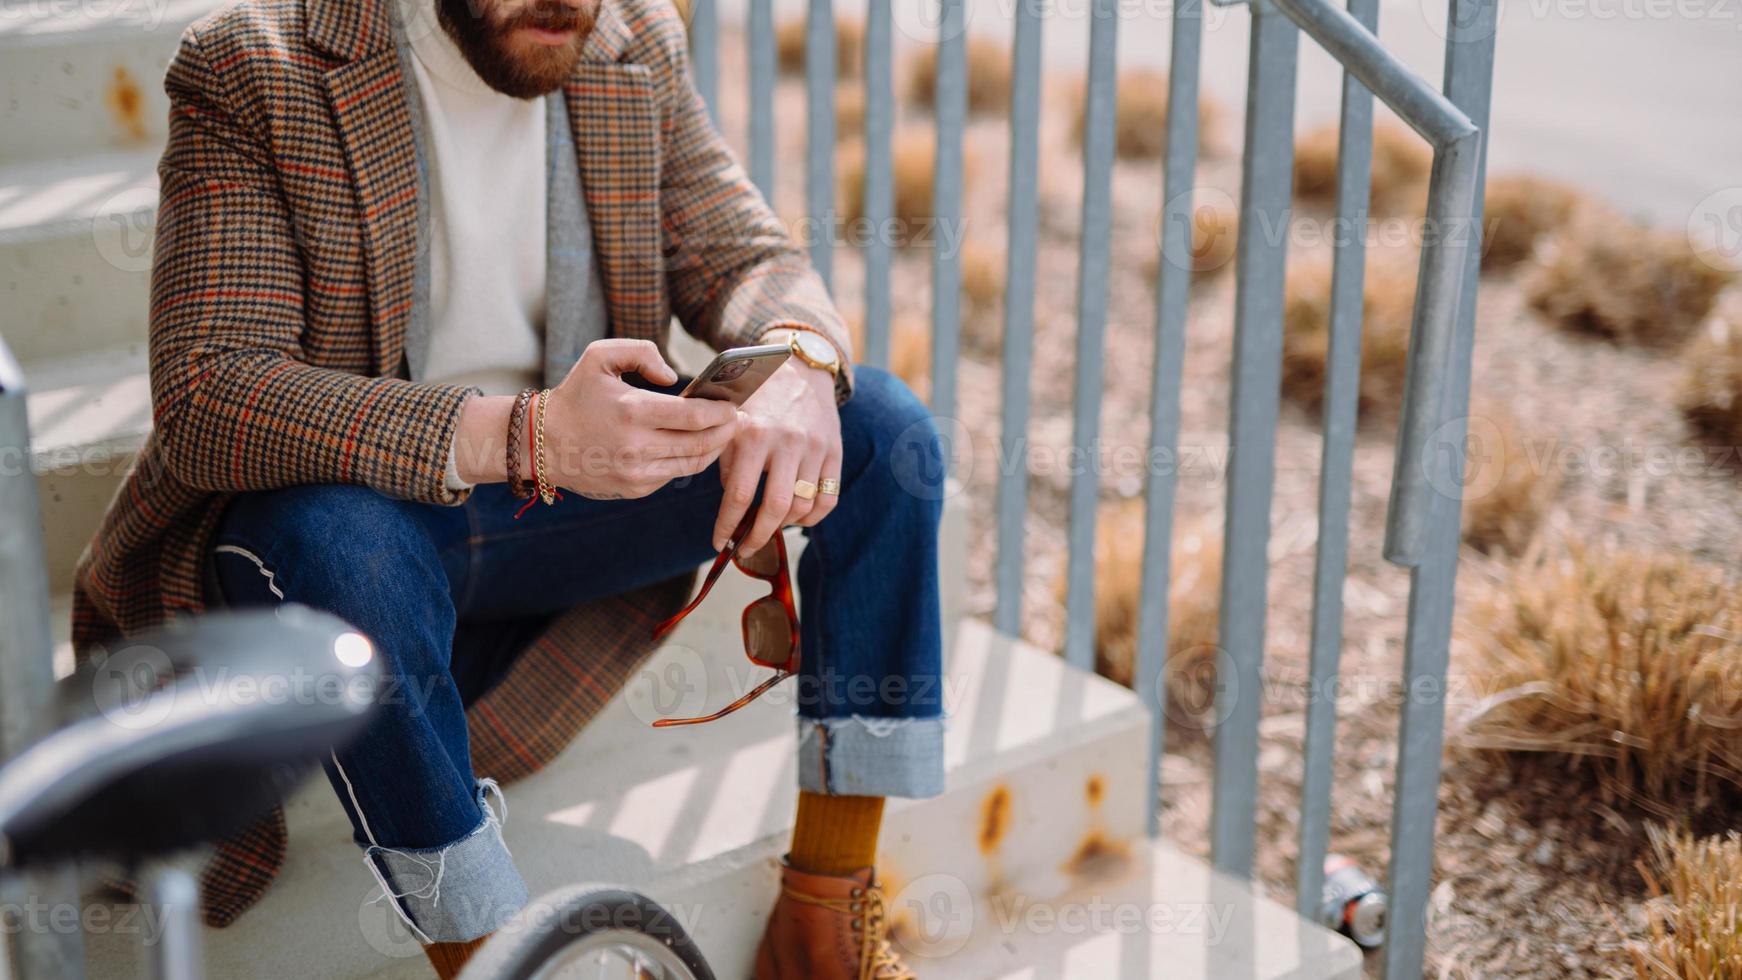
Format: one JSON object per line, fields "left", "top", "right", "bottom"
{"left": 71, "top": 0, "right": 944, "bottom": 976}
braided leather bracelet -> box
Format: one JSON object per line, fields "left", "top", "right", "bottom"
{"left": 506, "top": 388, "right": 537, "bottom": 500}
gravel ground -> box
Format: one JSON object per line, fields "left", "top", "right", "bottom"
{"left": 715, "top": 34, "right": 1742, "bottom": 978}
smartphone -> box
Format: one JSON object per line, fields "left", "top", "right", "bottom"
{"left": 679, "top": 343, "right": 792, "bottom": 405}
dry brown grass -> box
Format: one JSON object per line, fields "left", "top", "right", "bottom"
{"left": 1523, "top": 214, "right": 1736, "bottom": 347}
{"left": 957, "top": 239, "right": 1004, "bottom": 349}
{"left": 905, "top": 36, "right": 1011, "bottom": 117}
{"left": 835, "top": 85, "right": 864, "bottom": 142}
{"left": 1459, "top": 401, "right": 1559, "bottom": 557}
{"left": 847, "top": 312, "right": 931, "bottom": 399}
{"left": 1457, "top": 545, "right": 1742, "bottom": 814}
{"left": 775, "top": 16, "right": 863, "bottom": 78}
{"left": 1678, "top": 311, "right": 1742, "bottom": 449}
{"left": 1066, "top": 70, "right": 1225, "bottom": 160}
{"left": 1280, "top": 250, "right": 1418, "bottom": 422}
{"left": 837, "top": 128, "right": 977, "bottom": 248}
{"left": 1630, "top": 825, "right": 1742, "bottom": 979}
{"left": 1293, "top": 122, "right": 1432, "bottom": 215}
{"left": 1481, "top": 174, "right": 1590, "bottom": 272}
{"left": 1071, "top": 500, "right": 1223, "bottom": 717}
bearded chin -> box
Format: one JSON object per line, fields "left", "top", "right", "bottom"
{"left": 436, "top": 0, "right": 591, "bottom": 99}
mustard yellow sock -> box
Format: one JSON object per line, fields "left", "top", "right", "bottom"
{"left": 788, "top": 791, "right": 886, "bottom": 877}
{"left": 424, "top": 934, "right": 490, "bottom": 980}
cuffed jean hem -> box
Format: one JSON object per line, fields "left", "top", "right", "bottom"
{"left": 364, "top": 783, "right": 529, "bottom": 944}
{"left": 796, "top": 715, "right": 947, "bottom": 798}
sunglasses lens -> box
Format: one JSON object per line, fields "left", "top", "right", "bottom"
{"left": 735, "top": 540, "right": 780, "bottom": 578}
{"left": 744, "top": 597, "right": 794, "bottom": 666}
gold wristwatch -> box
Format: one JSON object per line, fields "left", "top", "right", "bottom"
{"left": 778, "top": 328, "right": 842, "bottom": 379}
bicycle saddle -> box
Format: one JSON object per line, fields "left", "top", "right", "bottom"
{"left": 0, "top": 606, "right": 380, "bottom": 869}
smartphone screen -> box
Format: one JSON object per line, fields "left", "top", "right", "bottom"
{"left": 679, "top": 344, "right": 792, "bottom": 405}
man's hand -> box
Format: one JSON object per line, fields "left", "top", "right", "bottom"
{"left": 713, "top": 346, "right": 841, "bottom": 556}
{"left": 544, "top": 340, "right": 738, "bottom": 499}
{"left": 456, "top": 339, "right": 737, "bottom": 499}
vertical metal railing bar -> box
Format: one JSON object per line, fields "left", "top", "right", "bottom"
{"left": 1210, "top": 0, "right": 1298, "bottom": 878}
{"left": 1059, "top": 0, "right": 1119, "bottom": 673}
{"left": 747, "top": 0, "right": 776, "bottom": 199}
{"left": 1132, "top": 0, "right": 1207, "bottom": 837}
{"left": 804, "top": 0, "right": 837, "bottom": 290}
{"left": 862, "top": 0, "right": 895, "bottom": 369}
{"left": 0, "top": 338, "right": 88, "bottom": 980}
{"left": 1294, "top": 0, "right": 1379, "bottom": 918}
{"left": 1382, "top": 1, "right": 1495, "bottom": 974}
{"left": 928, "top": 0, "right": 967, "bottom": 426}
{"left": 688, "top": 0, "right": 719, "bottom": 125}
{"left": 991, "top": 0, "right": 1044, "bottom": 637}
{"left": 1258, "top": 0, "right": 1479, "bottom": 569}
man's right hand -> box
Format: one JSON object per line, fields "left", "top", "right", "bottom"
{"left": 542, "top": 340, "right": 737, "bottom": 499}
{"left": 454, "top": 339, "right": 737, "bottom": 499}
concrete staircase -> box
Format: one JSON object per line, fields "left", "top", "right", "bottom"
{"left": 4, "top": 3, "right": 1362, "bottom": 977}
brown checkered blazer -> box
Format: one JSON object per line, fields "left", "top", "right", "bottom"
{"left": 72, "top": 0, "right": 852, "bottom": 926}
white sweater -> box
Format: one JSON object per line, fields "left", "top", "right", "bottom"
{"left": 405, "top": 2, "right": 548, "bottom": 398}
{"left": 404, "top": 4, "right": 549, "bottom": 489}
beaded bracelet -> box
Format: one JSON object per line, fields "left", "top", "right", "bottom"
{"left": 506, "top": 388, "right": 537, "bottom": 500}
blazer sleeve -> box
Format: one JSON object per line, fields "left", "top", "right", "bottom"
{"left": 652, "top": 14, "right": 856, "bottom": 404}
{"left": 147, "top": 29, "right": 474, "bottom": 503}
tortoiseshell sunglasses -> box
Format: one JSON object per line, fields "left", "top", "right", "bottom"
{"left": 649, "top": 511, "right": 799, "bottom": 727}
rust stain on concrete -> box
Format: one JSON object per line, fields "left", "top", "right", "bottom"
{"left": 978, "top": 784, "right": 1011, "bottom": 855}
{"left": 1085, "top": 773, "right": 1105, "bottom": 808}
{"left": 1065, "top": 830, "right": 1133, "bottom": 881}
{"left": 105, "top": 66, "right": 148, "bottom": 142}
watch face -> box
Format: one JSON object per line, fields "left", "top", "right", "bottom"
{"left": 795, "top": 330, "right": 839, "bottom": 367}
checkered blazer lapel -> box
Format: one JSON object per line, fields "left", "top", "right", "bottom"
{"left": 569, "top": 2, "right": 664, "bottom": 344}
{"left": 315, "top": 1, "right": 420, "bottom": 377}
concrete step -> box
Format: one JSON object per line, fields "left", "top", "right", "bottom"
{"left": 23, "top": 347, "right": 151, "bottom": 593}
{"left": 0, "top": 150, "right": 159, "bottom": 368}
{"left": 0, "top": 0, "right": 217, "bottom": 165}
{"left": 75, "top": 615, "right": 1358, "bottom": 980}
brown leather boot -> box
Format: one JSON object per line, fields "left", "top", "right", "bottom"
{"left": 754, "top": 861, "right": 916, "bottom": 980}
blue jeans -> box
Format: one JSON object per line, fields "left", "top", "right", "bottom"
{"left": 208, "top": 367, "right": 946, "bottom": 942}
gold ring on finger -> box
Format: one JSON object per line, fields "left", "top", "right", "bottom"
{"left": 793, "top": 480, "right": 819, "bottom": 500}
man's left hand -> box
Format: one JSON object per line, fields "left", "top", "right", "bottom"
{"left": 712, "top": 352, "right": 841, "bottom": 556}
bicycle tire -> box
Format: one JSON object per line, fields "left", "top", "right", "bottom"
{"left": 457, "top": 884, "right": 716, "bottom": 980}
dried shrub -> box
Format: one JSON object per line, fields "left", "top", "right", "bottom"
{"left": 775, "top": 16, "right": 864, "bottom": 78}
{"left": 1068, "top": 70, "right": 1225, "bottom": 160}
{"left": 835, "top": 85, "right": 864, "bottom": 142}
{"left": 1481, "top": 174, "right": 1589, "bottom": 272}
{"left": 1630, "top": 826, "right": 1742, "bottom": 980}
{"left": 1071, "top": 500, "right": 1223, "bottom": 718}
{"left": 958, "top": 239, "right": 1004, "bottom": 350}
{"left": 1459, "top": 401, "right": 1559, "bottom": 557}
{"left": 838, "top": 128, "right": 976, "bottom": 248}
{"left": 1280, "top": 250, "right": 1418, "bottom": 422}
{"left": 906, "top": 36, "right": 1011, "bottom": 116}
{"left": 1678, "top": 312, "right": 1742, "bottom": 448}
{"left": 1293, "top": 122, "right": 1432, "bottom": 214}
{"left": 1458, "top": 546, "right": 1742, "bottom": 814}
{"left": 1523, "top": 214, "right": 1736, "bottom": 347}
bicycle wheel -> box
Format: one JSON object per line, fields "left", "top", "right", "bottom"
{"left": 458, "top": 885, "right": 716, "bottom": 980}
